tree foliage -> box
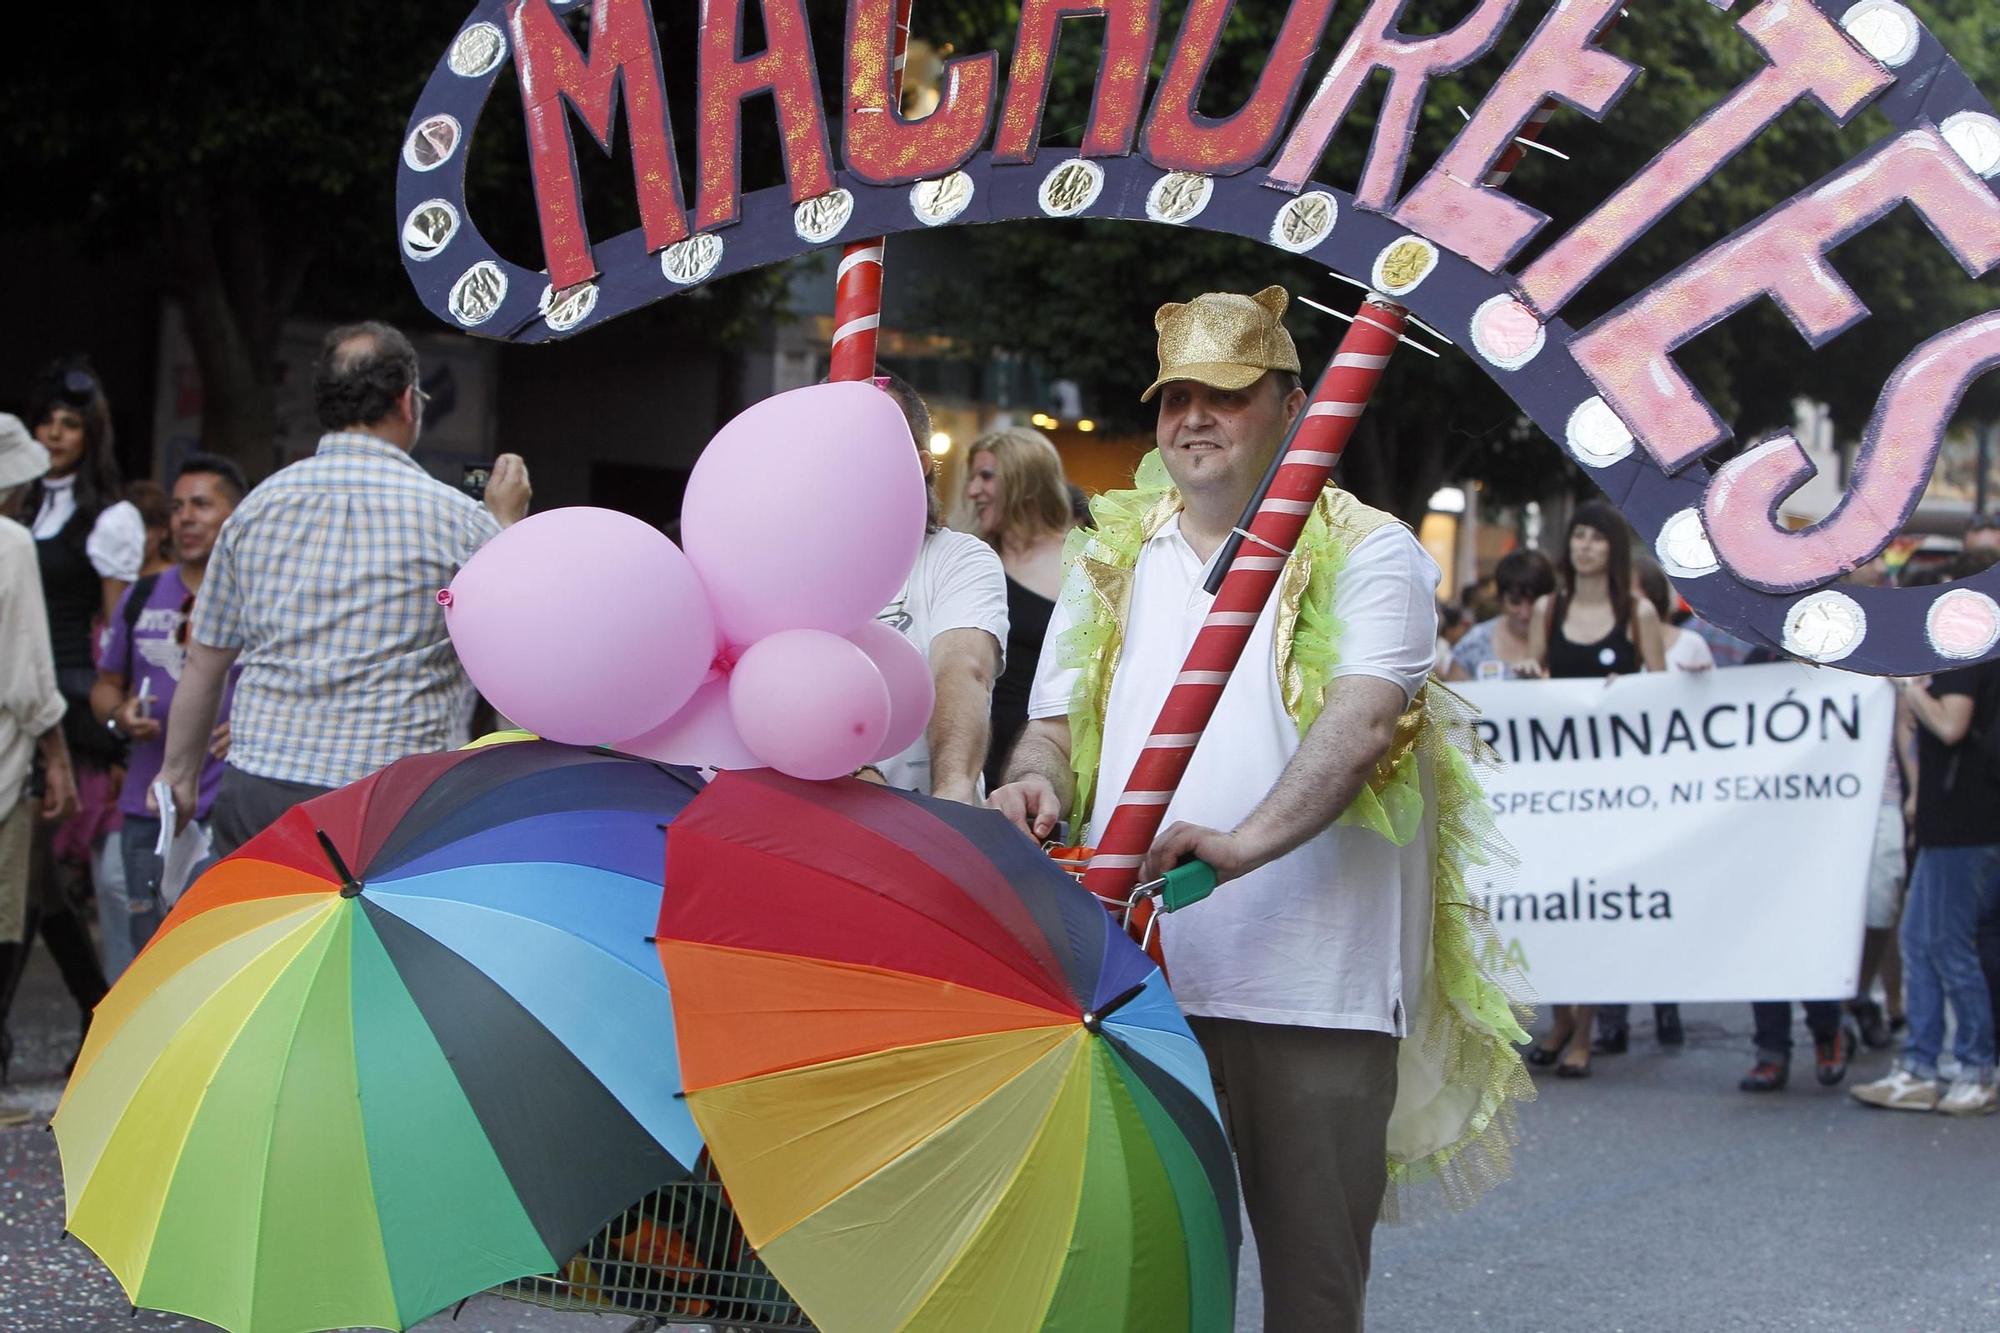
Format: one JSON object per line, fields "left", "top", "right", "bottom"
{"left": 908, "top": 0, "right": 2000, "bottom": 520}
{"left": 4, "top": 0, "right": 1993, "bottom": 502}
{"left": 0, "top": 3, "right": 791, "bottom": 473}
{"left": 1, "top": 6, "right": 453, "bottom": 468}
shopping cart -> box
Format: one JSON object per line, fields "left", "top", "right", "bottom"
{"left": 489, "top": 852, "right": 1213, "bottom": 1333}
{"left": 1050, "top": 846, "right": 1219, "bottom": 954}
{"left": 490, "top": 1154, "right": 813, "bottom": 1332}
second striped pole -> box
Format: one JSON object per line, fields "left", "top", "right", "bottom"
{"left": 828, "top": 0, "right": 914, "bottom": 382}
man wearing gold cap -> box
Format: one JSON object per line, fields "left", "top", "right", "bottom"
{"left": 994, "top": 288, "right": 1528, "bottom": 1330}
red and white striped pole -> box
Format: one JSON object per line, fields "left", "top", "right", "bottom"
{"left": 1080, "top": 299, "right": 1410, "bottom": 956}
{"left": 830, "top": 239, "right": 887, "bottom": 381}
{"left": 1484, "top": 100, "right": 1559, "bottom": 185}
{"left": 828, "top": 0, "right": 914, "bottom": 382}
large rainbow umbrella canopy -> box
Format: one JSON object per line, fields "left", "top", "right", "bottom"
{"left": 659, "top": 770, "right": 1240, "bottom": 1333}
{"left": 54, "top": 742, "right": 703, "bottom": 1333}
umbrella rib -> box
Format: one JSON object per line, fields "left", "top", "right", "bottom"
{"left": 129, "top": 911, "right": 349, "bottom": 1317}
{"left": 364, "top": 874, "right": 669, "bottom": 987}
{"left": 895, "top": 1037, "right": 1087, "bottom": 1324}
{"left": 672, "top": 834, "right": 1079, "bottom": 1013}
{"left": 1084, "top": 980, "right": 1150, "bottom": 1031}
{"left": 643, "top": 761, "right": 707, "bottom": 795}
{"left": 65, "top": 903, "right": 323, "bottom": 1276}
{"left": 237, "top": 933, "right": 334, "bottom": 1328}
{"left": 738, "top": 784, "right": 1081, "bottom": 985}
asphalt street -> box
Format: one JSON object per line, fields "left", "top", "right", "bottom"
{"left": 3, "top": 945, "right": 1993, "bottom": 1332}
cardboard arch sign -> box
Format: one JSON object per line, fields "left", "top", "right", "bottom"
{"left": 398, "top": 0, "right": 2000, "bottom": 676}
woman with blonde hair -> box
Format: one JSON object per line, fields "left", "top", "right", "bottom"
{"left": 962, "top": 427, "right": 1073, "bottom": 790}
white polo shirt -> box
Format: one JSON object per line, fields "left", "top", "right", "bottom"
{"left": 1028, "top": 516, "right": 1439, "bottom": 1034}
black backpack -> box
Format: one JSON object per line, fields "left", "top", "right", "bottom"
{"left": 1944, "top": 666, "right": 2000, "bottom": 793}
{"left": 120, "top": 571, "right": 162, "bottom": 682}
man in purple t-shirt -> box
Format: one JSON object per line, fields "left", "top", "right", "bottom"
{"left": 90, "top": 454, "right": 243, "bottom": 977}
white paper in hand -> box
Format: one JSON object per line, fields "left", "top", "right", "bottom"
{"left": 150, "top": 779, "right": 213, "bottom": 909}
{"left": 151, "top": 779, "right": 176, "bottom": 856}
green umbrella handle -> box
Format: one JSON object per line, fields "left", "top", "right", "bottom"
{"left": 1158, "top": 859, "right": 1218, "bottom": 913}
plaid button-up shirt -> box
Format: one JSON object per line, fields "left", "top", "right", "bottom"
{"left": 190, "top": 431, "right": 501, "bottom": 788}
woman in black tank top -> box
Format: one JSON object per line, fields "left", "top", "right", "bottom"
{"left": 1524, "top": 501, "right": 1664, "bottom": 1078}
{"left": 962, "top": 428, "right": 1073, "bottom": 790}
{"left": 1546, "top": 616, "right": 1641, "bottom": 678}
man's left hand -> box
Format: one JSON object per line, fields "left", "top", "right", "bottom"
{"left": 207, "top": 722, "right": 232, "bottom": 761}
{"left": 1140, "top": 821, "right": 1265, "bottom": 887}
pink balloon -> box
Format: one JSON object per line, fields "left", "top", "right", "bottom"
{"left": 614, "top": 679, "right": 762, "bottom": 770}
{"left": 847, "top": 621, "right": 935, "bottom": 762}
{"left": 729, "top": 630, "right": 890, "bottom": 781}
{"left": 682, "top": 383, "right": 926, "bottom": 646}
{"left": 444, "top": 507, "right": 716, "bottom": 745}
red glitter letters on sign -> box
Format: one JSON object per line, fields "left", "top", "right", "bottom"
{"left": 510, "top": 0, "right": 688, "bottom": 288}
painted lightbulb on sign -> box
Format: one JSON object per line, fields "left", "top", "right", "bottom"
{"left": 397, "top": 0, "right": 2000, "bottom": 676}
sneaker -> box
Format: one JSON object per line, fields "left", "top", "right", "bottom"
{"left": 1814, "top": 1026, "right": 1856, "bottom": 1086}
{"left": 0, "top": 1102, "right": 29, "bottom": 1129}
{"left": 1656, "top": 1004, "right": 1685, "bottom": 1048}
{"left": 1739, "top": 1059, "right": 1789, "bottom": 1092}
{"left": 1937, "top": 1079, "right": 1999, "bottom": 1117}
{"left": 1849, "top": 1000, "right": 1893, "bottom": 1050}
{"left": 1850, "top": 1068, "right": 1940, "bottom": 1111}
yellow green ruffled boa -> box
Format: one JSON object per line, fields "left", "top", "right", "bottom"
{"left": 1059, "top": 451, "right": 1535, "bottom": 1210}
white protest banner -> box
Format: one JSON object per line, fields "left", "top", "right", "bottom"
{"left": 1456, "top": 663, "right": 1895, "bottom": 1004}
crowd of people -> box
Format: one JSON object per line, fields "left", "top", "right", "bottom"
{"left": 2, "top": 294, "right": 1997, "bottom": 1328}
{"left": 0, "top": 331, "right": 531, "bottom": 1133}
{"left": 1434, "top": 498, "right": 2000, "bottom": 1112}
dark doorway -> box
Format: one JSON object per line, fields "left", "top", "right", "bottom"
{"left": 589, "top": 462, "right": 691, "bottom": 537}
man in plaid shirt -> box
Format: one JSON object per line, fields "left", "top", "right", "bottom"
{"left": 158, "top": 322, "right": 531, "bottom": 854}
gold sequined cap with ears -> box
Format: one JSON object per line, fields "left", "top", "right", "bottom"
{"left": 1141, "top": 285, "right": 1303, "bottom": 403}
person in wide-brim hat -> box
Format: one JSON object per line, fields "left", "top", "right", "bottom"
{"left": 0, "top": 413, "right": 52, "bottom": 496}
{"left": 0, "top": 408, "right": 80, "bottom": 1128}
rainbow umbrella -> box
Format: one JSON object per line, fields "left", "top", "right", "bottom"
{"left": 659, "top": 769, "right": 1239, "bottom": 1333}
{"left": 54, "top": 741, "right": 703, "bottom": 1333}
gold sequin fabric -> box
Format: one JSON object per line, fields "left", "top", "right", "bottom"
{"left": 1141, "top": 285, "right": 1304, "bottom": 402}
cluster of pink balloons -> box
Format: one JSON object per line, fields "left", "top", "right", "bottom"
{"left": 443, "top": 382, "right": 936, "bottom": 780}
